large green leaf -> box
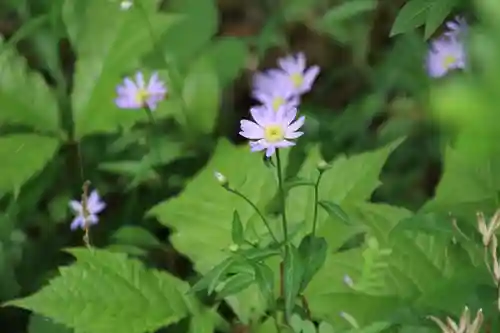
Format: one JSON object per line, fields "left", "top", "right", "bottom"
{"left": 286, "top": 139, "right": 404, "bottom": 248}
{"left": 7, "top": 248, "right": 189, "bottom": 333}
{"left": 182, "top": 56, "right": 220, "bottom": 134}
{"left": 148, "top": 140, "right": 276, "bottom": 322}
{"left": 28, "top": 314, "right": 72, "bottom": 333}
{"left": 284, "top": 140, "right": 414, "bottom": 325}
{"left": 68, "top": 0, "right": 180, "bottom": 139}
{"left": 424, "top": 0, "right": 456, "bottom": 39}
{"left": 0, "top": 41, "right": 60, "bottom": 134}
{"left": 423, "top": 145, "right": 500, "bottom": 218}
{"left": 0, "top": 134, "right": 59, "bottom": 195}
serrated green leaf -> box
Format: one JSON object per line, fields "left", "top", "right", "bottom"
{"left": 7, "top": 248, "right": 189, "bottom": 333}
{"left": 106, "top": 244, "right": 148, "bottom": 257}
{"left": 423, "top": 145, "right": 500, "bottom": 217}
{"left": 303, "top": 205, "right": 416, "bottom": 325}
{"left": 182, "top": 56, "right": 220, "bottom": 134}
{"left": 231, "top": 211, "right": 245, "bottom": 245}
{"left": 0, "top": 134, "right": 59, "bottom": 195}
{"left": 111, "top": 225, "right": 162, "bottom": 249}
{"left": 0, "top": 41, "right": 60, "bottom": 134}
{"left": 318, "top": 201, "right": 350, "bottom": 224}
{"left": 390, "top": 212, "right": 456, "bottom": 237}
{"left": 69, "top": 0, "right": 180, "bottom": 138}
{"left": 148, "top": 140, "right": 277, "bottom": 320}
{"left": 28, "top": 314, "right": 71, "bottom": 333}
{"left": 298, "top": 235, "right": 327, "bottom": 292}
{"left": 283, "top": 243, "right": 304, "bottom": 321}
{"left": 352, "top": 237, "right": 393, "bottom": 295}
{"left": 424, "top": 0, "right": 456, "bottom": 39}
{"left": 390, "top": 0, "right": 434, "bottom": 36}
{"left": 286, "top": 138, "right": 404, "bottom": 247}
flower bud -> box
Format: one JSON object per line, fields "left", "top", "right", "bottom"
{"left": 214, "top": 171, "right": 228, "bottom": 187}
{"left": 343, "top": 274, "right": 354, "bottom": 287}
{"left": 317, "top": 160, "right": 329, "bottom": 172}
{"left": 120, "top": 0, "right": 133, "bottom": 10}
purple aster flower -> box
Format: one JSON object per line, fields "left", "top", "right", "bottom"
{"left": 115, "top": 71, "right": 167, "bottom": 110}
{"left": 445, "top": 16, "right": 467, "bottom": 37}
{"left": 276, "top": 52, "right": 320, "bottom": 95}
{"left": 239, "top": 105, "right": 304, "bottom": 157}
{"left": 69, "top": 190, "right": 106, "bottom": 231}
{"left": 426, "top": 36, "right": 466, "bottom": 78}
{"left": 252, "top": 69, "right": 286, "bottom": 93}
{"left": 252, "top": 72, "right": 299, "bottom": 112}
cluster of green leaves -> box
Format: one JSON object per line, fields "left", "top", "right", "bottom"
{"left": 0, "top": 0, "right": 248, "bottom": 331}
{"left": 5, "top": 0, "right": 500, "bottom": 332}
{"left": 14, "top": 130, "right": 497, "bottom": 332}
{"left": 0, "top": 0, "right": 250, "bottom": 195}
{"left": 391, "top": 0, "right": 462, "bottom": 39}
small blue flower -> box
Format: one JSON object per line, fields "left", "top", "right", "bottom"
{"left": 426, "top": 36, "right": 465, "bottom": 78}
{"left": 69, "top": 190, "right": 106, "bottom": 230}
{"left": 445, "top": 16, "right": 467, "bottom": 38}
{"left": 252, "top": 70, "right": 299, "bottom": 112}
{"left": 115, "top": 71, "right": 167, "bottom": 110}
{"left": 276, "top": 52, "right": 320, "bottom": 95}
{"left": 239, "top": 105, "right": 304, "bottom": 157}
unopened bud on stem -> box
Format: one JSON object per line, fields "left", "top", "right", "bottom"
{"left": 214, "top": 171, "right": 228, "bottom": 187}
{"left": 317, "top": 160, "right": 329, "bottom": 172}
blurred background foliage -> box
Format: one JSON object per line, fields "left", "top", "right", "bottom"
{"left": 0, "top": 0, "right": 499, "bottom": 331}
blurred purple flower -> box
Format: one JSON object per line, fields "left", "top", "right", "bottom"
{"left": 426, "top": 36, "right": 466, "bottom": 78}
{"left": 277, "top": 52, "right": 320, "bottom": 95}
{"left": 252, "top": 69, "right": 286, "bottom": 94}
{"left": 239, "top": 105, "right": 304, "bottom": 157}
{"left": 252, "top": 71, "right": 299, "bottom": 112}
{"left": 445, "top": 16, "right": 467, "bottom": 37}
{"left": 115, "top": 71, "right": 167, "bottom": 110}
{"left": 69, "top": 190, "right": 106, "bottom": 231}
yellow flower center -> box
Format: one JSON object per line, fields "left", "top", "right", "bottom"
{"left": 290, "top": 73, "right": 304, "bottom": 88}
{"left": 442, "top": 55, "right": 457, "bottom": 68}
{"left": 272, "top": 97, "right": 284, "bottom": 111}
{"left": 135, "top": 88, "right": 150, "bottom": 104}
{"left": 264, "top": 125, "right": 285, "bottom": 143}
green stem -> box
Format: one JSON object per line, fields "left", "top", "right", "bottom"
{"left": 311, "top": 171, "right": 324, "bottom": 238}
{"left": 275, "top": 150, "right": 290, "bottom": 326}
{"left": 275, "top": 150, "right": 288, "bottom": 244}
{"left": 143, "top": 107, "right": 163, "bottom": 166}
{"left": 226, "top": 188, "right": 280, "bottom": 245}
